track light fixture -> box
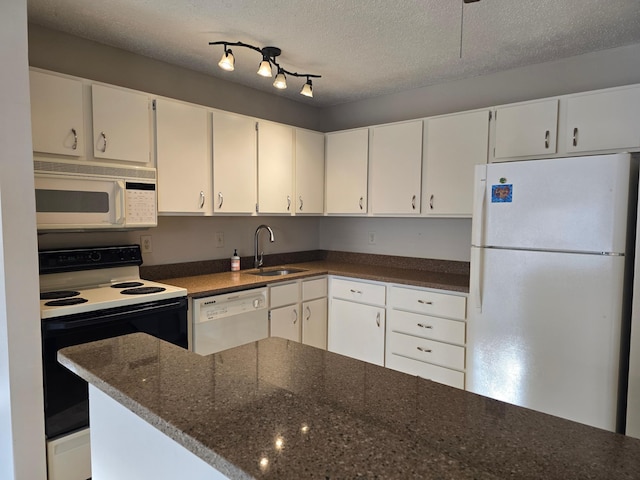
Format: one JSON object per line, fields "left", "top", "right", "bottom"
{"left": 209, "top": 41, "right": 320, "bottom": 98}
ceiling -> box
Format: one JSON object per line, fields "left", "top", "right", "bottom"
{"left": 27, "top": 0, "right": 640, "bottom": 107}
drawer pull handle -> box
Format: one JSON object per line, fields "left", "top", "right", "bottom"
{"left": 305, "top": 306, "right": 311, "bottom": 321}
{"left": 417, "top": 346, "right": 432, "bottom": 353}
{"left": 292, "top": 309, "right": 298, "bottom": 325}
{"left": 573, "top": 127, "right": 579, "bottom": 147}
{"left": 544, "top": 130, "right": 550, "bottom": 149}
{"left": 350, "top": 289, "right": 363, "bottom": 294}
{"left": 417, "top": 300, "right": 433, "bottom": 305}
{"left": 417, "top": 323, "right": 433, "bottom": 329}
{"left": 375, "top": 311, "right": 381, "bottom": 327}
{"left": 71, "top": 128, "right": 78, "bottom": 150}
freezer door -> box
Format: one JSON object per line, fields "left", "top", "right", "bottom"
{"left": 467, "top": 247, "right": 624, "bottom": 431}
{"left": 482, "top": 154, "right": 632, "bottom": 253}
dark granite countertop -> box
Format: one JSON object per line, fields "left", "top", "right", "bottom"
{"left": 59, "top": 333, "right": 640, "bottom": 480}
{"left": 157, "top": 259, "right": 469, "bottom": 298}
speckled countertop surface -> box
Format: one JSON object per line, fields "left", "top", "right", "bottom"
{"left": 158, "top": 260, "right": 469, "bottom": 298}
{"left": 60, "top": 334, "right": 640, "bottom": 480}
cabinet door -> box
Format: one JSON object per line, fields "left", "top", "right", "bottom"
{"left": 370, "top": 121, "right": 422, "bottom": 215}
{"left": 325, "top": 129, "right": 368, "bottom": 214}
{"left": 92, "top": 84, "right": 151, "bottom": 163}
{"left": 494, "top": 99, "right": 558, "bottom": 160}
{"left": 270, "top": 304, "right": 301, "bottom": 342}
{"left": 30, "top": 71, "right": 84, "bottom": 156}
{"left": 295, "top": 129, "right": 325, "bottom": 214}
{"left": 211, "top": 110, "right": 257, "bottom": 214}
{"left": 328, "top": 298, "right": 385, "bottom": 366}
{"left": 302, "top": 297, "right": 327, "bottom": 349}
{"left": 424, "top": 110, "right": 489, "bottom": 216}
{"left": 565, "top": 86, "right": 640, "bottom": 153}
{"left": 257, "top": 121, "right": 293, "bottom": 214}
{"left": 155, "top": 99, "right": 210, "bottom": 214}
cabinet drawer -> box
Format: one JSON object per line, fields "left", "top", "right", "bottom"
{"left": 331, "top": 278, "right": 386, "bottom": 306}
{"left": 388, "top": 310, "right": 465, "bottom": 345}
{"left": 387, "top": 331, "right": 464, "bottom": 371}
{"left": 386, "top": 353, "right": 464, "bottom": 390}
{"left": 389, "top": 286, "right": 466, "bottom": 320}
{"left": 302, "top": 277, "right": 327, "bottom": 301}
{"left": 269, "top": 282, "right": 299, "bottom": 308}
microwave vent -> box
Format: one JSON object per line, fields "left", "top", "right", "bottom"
{"left": 34, "top": 160, "right": 156, "bottom": 180}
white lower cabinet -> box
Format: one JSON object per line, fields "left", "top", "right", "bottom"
{"left": 269, "top": 277, "right": 328, "bottom": 349}
{"left": 328, "top": 278, "right": 386, "bottom": 366}
{"left": 386, "top": 285, "right": 467, "bottom": 389}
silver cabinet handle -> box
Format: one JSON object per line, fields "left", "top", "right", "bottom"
{"left": 99, "top": 132, "right": 107, "bottom": 152}
{"left": 349, "top": 289, "right": 363, "bottom": 294}
{"left": 417, "top": 346, "right": 432, "bottom": 353}
{"left": 199, "top": 191, "right": 205, "bottom": 209}
{"left": 71, "top": 128, "right": 78, "bottom": 150}
{"left": 375, "top": 311, "right": 381, "bottom": 327}
{"left": 544, "top": 130, "right": 550, "bottom": 149}
{"left": 299, "top": 195, "right": 304, "bottom": 211}
{"left": 359, "top": 196, "right": 364, "bottom": 210}
{"left": 417, "top": 323, "right": 433, "bottom": 329}
{"left": 218, "top": 192, "right": 223, "bottom": 209}
{"left": 292, "top": 308, "right": 298, "bottom": 325}
{"left": 573, "top": 127, "right": 579, "bottom": 147}
{"left": 305, "top": 306, "right": 311, "bottom": 321}
{"left": 411, "top": 195, "right": 416, "bottom": 210}
{"left": 418, "top": 299, "right": 433, "bottom": 305}
{"left": 287, "top": 195, "right": 291, "bottom": 211}
{"left": 429, "top": 194, "right": 434, "bottom": 210}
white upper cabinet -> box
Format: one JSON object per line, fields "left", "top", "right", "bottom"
{"left": 370, "top": 121, "right": 422, "bottom": 215}
{"left": 91, "top": 84, "right": 151, "bottom": 164}
{"left": 211, "top": 110, "right": 257, "bottom": 214}
{"left": 257, "top": 121, "right": 294, "bottom": 214}
{"left": 424, "top": 110, "right": 490, "bottom": 216}
{"left": 325, "top": 129, "right": 369, "bottom": 214}
{"left": 155, "top": 99, "right": 211, "bottom": 214}
{"left": 494, "top": 99, "right": 558, "bottom": 160}
{"left": 30, "top": 70, "right": 84, "bottom": 156}
{"left": 295, "top": 129, "right": 325, "bottom": 214}
{"left": 564, "top": 85, "right": 640, "bottom": 154}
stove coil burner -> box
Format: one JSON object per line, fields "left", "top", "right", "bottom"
{"left": 45, "top": 298, "right": 89, "bottom": 307}
{"left": 40, "top": 290, "right": 81, "bottom": 300}
{"left": 111, "top": 282, "right": 144, "bottom": 289}
{"left": 120, "top": 286, "right": 167, "bottom": 295}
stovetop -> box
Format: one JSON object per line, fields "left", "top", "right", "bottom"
{"left": 39, "top": 245, "right": 187, "bottom": 319}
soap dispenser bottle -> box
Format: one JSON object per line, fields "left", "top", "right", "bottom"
{"left": 231, "top": 249, "right": 240, "bottom": 271}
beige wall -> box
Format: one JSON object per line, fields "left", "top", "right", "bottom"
{"left": 1, "top": 2, "right": 47, "bottom": 479}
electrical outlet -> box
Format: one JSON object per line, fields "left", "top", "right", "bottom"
{"left": 140, "top": 235, "right": 153, "bottom": 253}
{"left": 368, "top": 231, "right": 376, "bottom": 245}
{"left": 215, "top": 232, "right": 224, "bottom": 248}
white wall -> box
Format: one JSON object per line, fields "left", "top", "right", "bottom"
{"left": 319, "top": 217, "right": 472, "bottom": 262}
{"left": 0, "top": 1, "right": 47, "bottom": 479}
{"left": 320, "top": 43, "right": 640, "bottom": 131}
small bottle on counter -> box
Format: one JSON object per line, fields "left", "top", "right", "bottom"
{"left": 231, "top": 249, "right": 240, "bottom": 271}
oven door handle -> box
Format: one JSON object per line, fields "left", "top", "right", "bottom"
{"left": 42, "top": 298, "right": 186, "bottom": 332}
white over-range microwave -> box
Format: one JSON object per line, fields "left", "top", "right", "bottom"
{"left": 34, "top": 159, "right": 158, "bottom": 231}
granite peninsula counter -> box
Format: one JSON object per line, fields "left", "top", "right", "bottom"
{"left": 59, "top": 333, "right": 640, "bottom": 480}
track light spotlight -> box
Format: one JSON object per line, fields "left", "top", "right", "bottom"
{"left": 209, "top": 41, "right": 320, "bottom": 98}
{"left": 217, "top": 46, "right": 235, "bottom": 71}
{"left": 300, "top": 77, "right": 313, "bottom": 97}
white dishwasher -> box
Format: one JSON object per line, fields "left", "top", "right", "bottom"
{"left": 192, "top": 287, "right": 268, "bottom": 355}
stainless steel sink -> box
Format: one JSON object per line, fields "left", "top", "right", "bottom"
{"left": 250, "top": 268, "right": 307, "bottom": 277}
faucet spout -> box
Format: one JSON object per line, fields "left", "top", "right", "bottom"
{"left": 254, "top": 225, "right": 275, "bottom": 269}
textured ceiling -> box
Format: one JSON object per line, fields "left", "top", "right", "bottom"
{"left": 27, "top": 0, "right": 640, "bottom": 107}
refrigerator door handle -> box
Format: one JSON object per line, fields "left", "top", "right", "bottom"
{"left": 471, "top": 247, "right": 483, "bottom": 311}
{"left": 471, "top": 165, "right": 487, "bottom": 247}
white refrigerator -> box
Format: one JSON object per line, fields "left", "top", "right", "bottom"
{"left": 468, "top": 153, "right": 637, "bottom": 433}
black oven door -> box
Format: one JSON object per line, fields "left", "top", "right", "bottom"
{"left": 41, "top": 296, "right": 187, "bottom": 439}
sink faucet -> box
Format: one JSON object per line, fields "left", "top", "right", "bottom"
{"left": 254, "top": 225, "right": 275, "bottom": 269}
